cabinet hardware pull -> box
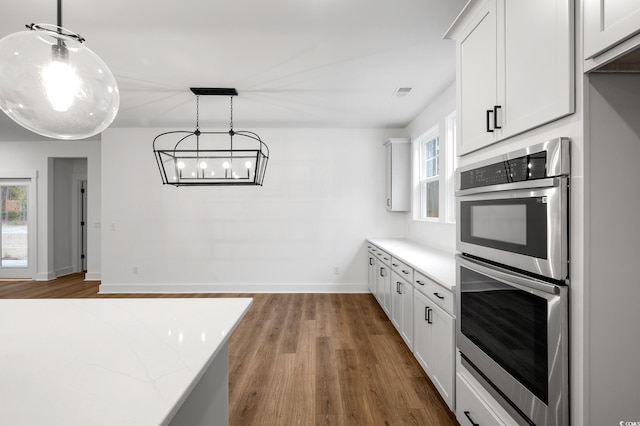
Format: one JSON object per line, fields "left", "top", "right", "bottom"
{"left": 384, "top": 257, "right": 389, "bottom": 260}
{"left": 369, "top": 258, "right": 374, "bottom": 266}
{"left": 392, "top": 263, "right": 399, "bottom": 267}
{"left": 493, "top": 105, "right": 502, "bottom": 129}
{"left": 416, "top": 280, "right": 425, "bottom": 285}
{"left": 426, "top": 307, "right": 433, "bottom": 324}
{"left": 380, "top": 267, "right": 385, "bottom": 277}
{"left": 464, "top": 411, "right": 479, "bottom": 426}
{"left": 424, "top": 306, "right": 429, "bottom": 321}
{"left": 387, "top": 198, "right": 391, "bottom": 206}
{"left": 433, "top": 292, "right": 445, "bottom": 300}
{"left": 398, "top": 282, "right": 402, "bottom": 294}
{"left": 402, "top": 270, "right": 409, "bottom": 274}
{"left": 486, "top": 109, "right": 494, "bottom": 133}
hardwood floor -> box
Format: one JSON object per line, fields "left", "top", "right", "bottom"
{"left": 0, "top": 274, "right": 458, "bottom": 426}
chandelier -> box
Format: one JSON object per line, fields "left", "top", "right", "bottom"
{"left": 153, "top": 88, "right": 269, "bottom": 186}
{"left": 0, "top": 0, "right": 119, "bottom": 140}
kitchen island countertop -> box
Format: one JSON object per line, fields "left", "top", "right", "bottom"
{"left": 0, "top": 297, "right": 252, "bottom": 425}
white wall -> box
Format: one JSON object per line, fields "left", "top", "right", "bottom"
{"left": 0, "top": 140, "right": 101, "bottom": 280}
{"left": 100, "top": 127, "right": 407, "bottom": 292}
{"left": 585, "top": 72, "right": 640, "bottom": 425}
{"left": 404, "top": 81, "right": 457, "bottom": 252}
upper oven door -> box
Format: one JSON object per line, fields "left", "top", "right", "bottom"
{"left": 456, "top": 177, "right": 568, "bottom": 281}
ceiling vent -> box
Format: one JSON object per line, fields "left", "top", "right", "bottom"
{"left": 394, "top": 87, "right": 413, "bottom": 97}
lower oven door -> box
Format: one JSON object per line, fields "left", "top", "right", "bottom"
{"left": 456, "top": 254, "right": 568, "bottom": 426}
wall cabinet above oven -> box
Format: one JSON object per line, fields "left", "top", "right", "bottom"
{"left": 445, "top": 0, "right": 574, "bottom": 155}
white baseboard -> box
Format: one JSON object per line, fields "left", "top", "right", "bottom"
{"left": 85, "top": 272, "right": 101, "bottom": 281}
{"left": 99, "top": 282, "right": 369, "bottom": 294}
{"left": 55, "top": 266, "right": 74, "bottom": 277}
{"left": 35, "top": 271, "right": 56, "bottom": 281}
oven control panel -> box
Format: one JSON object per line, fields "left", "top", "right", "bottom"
{"left": 459, "top": 151, "right": 547, "bottom": 190}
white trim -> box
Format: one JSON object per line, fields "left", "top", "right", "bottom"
{"left": 55, "top": 266, "right": 74, "bottom": 277}
{"left": 99, "top": 282, "right": 369, "bottom": 294}
{"left": 85, "top": 272, "right": 101, "bottom": 281}
{"left": 35, "top": 271, "right": 56, "bottom": 281}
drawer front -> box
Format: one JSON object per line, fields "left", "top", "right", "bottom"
{"left": 414, "top": 271, "right": 454, "bottom": 316}
{"left": 391, "top": 257, "right": 413, "bottom": 282}
{"left": 374, "top": 248, "right": 391, "bottom": 266}
{"left": 456, "top": 372, "right": 507, "bottom": 426}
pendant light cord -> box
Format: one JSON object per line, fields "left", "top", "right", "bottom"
{"left": 57, "top": 0, "right": 62, "bottom": 32}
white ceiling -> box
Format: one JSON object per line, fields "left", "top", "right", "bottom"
{"left": 0, "top": 0, "right": 466, "bottom": 140}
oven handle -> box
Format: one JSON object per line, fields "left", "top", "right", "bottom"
{"left": 456, "top": 254, "right": 562, "bottom": 295}
{"left": 455, "top": 177, "right": 560, "bottom": 197}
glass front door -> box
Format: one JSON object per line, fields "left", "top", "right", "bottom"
{"left": 0, "top": 181, "right": 32, "bottom": 278}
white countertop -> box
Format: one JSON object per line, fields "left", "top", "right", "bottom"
{"left": 367, "top": 238, "right": 456, "bottom": 291}
{"left": 0, "top": 298, "right": 252, "bottom": 426}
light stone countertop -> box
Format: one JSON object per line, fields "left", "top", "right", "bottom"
{"left": 367, "top": 238, "right": 456, "bottom": 291}
{"left": 0, "top": 298, "right": 252, "bottom": 426}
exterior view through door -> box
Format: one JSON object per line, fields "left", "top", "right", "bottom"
{"left": 0, "top": 182, "right": 29, "bottom": 277}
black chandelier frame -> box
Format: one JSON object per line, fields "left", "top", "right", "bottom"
{"left": 153, "top": 88, "right": 269, "bottom": 186}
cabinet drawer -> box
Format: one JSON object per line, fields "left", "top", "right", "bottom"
{"left": 374, "top": 248, "right": 391, "bottom": 266}
{"left": 414, "top": 271, "right": 454, "bottom": 316}
{"left": 456, "top": 372, "right": 507, "bottom": 426}
{"left": 390, "top": 257, "right": 413, "bottom": 282}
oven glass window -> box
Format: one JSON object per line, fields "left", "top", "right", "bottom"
{"left": 460, "top": 266, "right": 548, "bottom": 403}
{"left": 471, "top": 204, "right": 526, "bottom": 245}
{"left": 460, "top": 198, "right": 547, "bottom": 258}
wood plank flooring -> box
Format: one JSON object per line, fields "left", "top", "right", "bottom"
{"left": 0, "top": 274, "right": 458, "bottom": 426}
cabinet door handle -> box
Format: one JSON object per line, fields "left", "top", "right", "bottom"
{"left": 369, "top": 258, "right": 374, "bottom": 266}
{"left": 416, "top": 280, "right": 425, "bottom": 286}
{"left": 464, "top": 411, "right": 480, "bottom": 426}
{"left": 380, "top": 267, "right": 386, "bottom": 277}
{"left": 398, "top": 282, "right": 402, "bottom": 294}
{"left": 486, "top": 109, "right": 494, "bottom": 133}
{"left": 493, "top": 105, "right": 502, "bottom": 129}
{"left": 433, "top": 292, "right": 445, "bottom": 300}
{"left": 402, "top": 270, "right": 409, "bottom": 275}
{"left": 392, "top": 263, "right": 399, "bottom": 267}
{"left": 387, "top": 198, "right": 391, "bottom": 206}
{"left": 424, "top": 306, "right": 429, "bottom": 321}
{"left": 426, "top": 307, "right": 432, "bottom": 324}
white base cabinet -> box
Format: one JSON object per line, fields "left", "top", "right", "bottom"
{"left": 391, "top": 271, "right": 414, "bottom": 350}
{"left": 413, "top": 289, "right": 455, "bottom": 410}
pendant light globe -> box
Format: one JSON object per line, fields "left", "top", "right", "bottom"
{"left": 0, "top": 24, "right": 119, "bottom": 140}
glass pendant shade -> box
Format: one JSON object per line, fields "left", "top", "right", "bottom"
{"left": 0, "top": 25, "right": 119, "bottom": 140}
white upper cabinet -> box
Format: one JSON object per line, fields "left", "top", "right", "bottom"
{"left": 384, "top": 138, "right": 410, "bottom": 212}
{"left": 446, "top": 0, "right": 574, "bottom": 155}
{"left": 584, "top": 0, "right": 640, "bottom": 60}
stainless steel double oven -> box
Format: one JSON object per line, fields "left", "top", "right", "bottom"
{"left": 455, "top": 138, "right": 570, "bottom": 426}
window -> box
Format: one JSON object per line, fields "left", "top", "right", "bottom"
{"left": 416, "top": 127, "right": 440, "bottom": 219}
{"left": 413, "top": 112, "right": 457, "bottom": 222}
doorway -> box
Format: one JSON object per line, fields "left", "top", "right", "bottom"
{"left": 0, "top": 178, "right": 36, "bottom": 279}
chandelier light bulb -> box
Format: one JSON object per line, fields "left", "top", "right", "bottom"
{"left": 210, "top": 171, "right": 215, "bottom": 176}
{"left": 222, "top": 161, "right": 230, "bottom": 169}
{"left": 177, "top": 161, "right": 186, "bottom": 169}
{"left": 42, "top": 60, "right": 80, "bottom": 112}
{"left": 199, "top": 161, "right": 208, "bottom": 169}
{"left": 245, "top": 161, "right": 252, "bottom": 169}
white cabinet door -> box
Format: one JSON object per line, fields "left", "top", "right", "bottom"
{"left": 413, "top": 290, "right": 434, "bottom": 374}
{"left": 384, "top": 139, "right": 410, "bottom": 212}
{"left": 456, "top": 0, "right": 498, "bottom": 155}
{"left": 585, "top": 0, "right": 640, "bottom": 59}
{"left": 391, "top": 272, "right": 403, "bottom": 331}
{"left": 391, "top": 272, "right": 415, "bottom": 350}
{"left": 400, "top": 280, "right": 414, "bottom": 350}
{"left": 429, "top": 302, "right": 455, "bottom": 410}
{"left": 367, "top": 252, "right": 376, "bottom": 294}
{"left": 378, "top": 263, "right": 391, "bottom": 317}
{"left": 502, "top": 0, "right": 574, "bottom": 139}
{"left": 413, "top": 290, "right": 455, "bottom": 410}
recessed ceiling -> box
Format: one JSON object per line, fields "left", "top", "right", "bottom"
{"left": 0, "top": 0, "right": 466, "bottom": 140}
